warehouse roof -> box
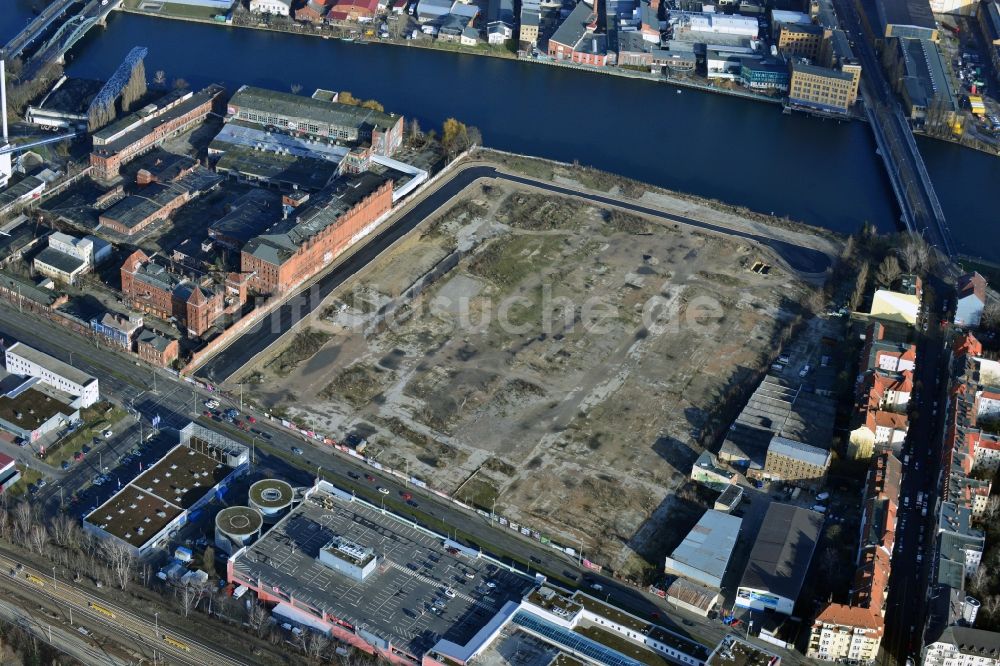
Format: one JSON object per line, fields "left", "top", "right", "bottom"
{"left": 229, "top": 85, "right": 399, "bottom": 132}
{"left": 244, "top": 172, "right": 390, "bottom": 266}
{"left": 875, "top": 0, "right": 935, "bottom": 32}
{"left": 34, "top": 247, "right": 86, "bottom": 276}
{"left": 666, "top": 510, "right": 741, "bottom": 584}
{"left": 738, "top": 503, "right": 823, "bottom": 602}
{"left": 549, "top": 1, "right": 594, "bottom": 49}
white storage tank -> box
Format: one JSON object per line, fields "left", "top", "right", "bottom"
{"left": 214, "top": 506, "right": 263, "bottom": 556}
{"left": 249, "top": 479, "right": 294, "bottom": 521}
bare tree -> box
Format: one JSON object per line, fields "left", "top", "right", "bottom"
{"left": 290, "top": 83, "right": 303, "bottom": 95}
{"left": 297, "top": 630, "right": 331, "bottom": 663}
{"left": 896, "top": 234, "right": 930, "bottom": 274}
{"left": 408, "top": 118, "right": 422, "bottom": 145}
{"left": 154, "top": 70, "right": 167, "bottom": 87}
{"left": 13, "top": 502, "right": 32, "bottom": 543}
{"left": 984, "top": 595, "right": 1000, "bottom": 620}
{"left": 0, "top": 509, "right": 10, "bottom": 542}
{"left": 982, "top": 300, "right": 1000, "bottom": 331}
{"left": 177, "top": 581, "right": 207, "bottom": 617}
{"left": 172, "top": 77, "right": 189, "bottom": 90}
{"left": 28, "top": 525, "right": 48, "bottom": 554}
{"left": 246, "top": 600, "right": 269, "bottom": 637}
{"left": 101, "top": 540, "right": 135, "bottom": 591}
{"left": 875, "top": 255, "right": 902, "bottom": 289}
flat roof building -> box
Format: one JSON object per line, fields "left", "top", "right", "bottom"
{"left": 874, "top": 0, "right": 937, "bottom": 40}
{"left": 228, "top": 479, "right": 535, "bottom": 665}
{"left": 83, "top": 422, "right": 249, "bottom": 555}
{"left": 226, "top": 85, "right": 404, "bottom": 156}
{"left": 788, "top": 61, "right": 858, "bottom": 115}
{"left": 664, "top": 510, "right": 742, "bottom": 589}
{"left": 5, "top": 342, "right": 99, "bottom": 408}
{"left": 736, "top": 503, "right": 823, "bottom": 615}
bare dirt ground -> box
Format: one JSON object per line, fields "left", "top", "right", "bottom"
{"left": 246, "top": 172, "right": 828, "bottom": 578}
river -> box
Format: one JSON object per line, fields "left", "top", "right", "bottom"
{"left": 6, "top": 9, "right": 1000, "bottom": 259}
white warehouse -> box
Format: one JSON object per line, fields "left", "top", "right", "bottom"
{"left": 664, "top": 509, "right": 742, "bottom": 589}
{"left": 5, "top": 342, "right": 100, "bottom": 407}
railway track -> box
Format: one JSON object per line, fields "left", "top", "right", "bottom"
{"left": 0, "top": 552, "right": 245, "bottom": 666}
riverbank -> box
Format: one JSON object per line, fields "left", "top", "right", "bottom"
{"left": 478, "top": 147, "right": 847, "bottom": 246}
{"left": 115, "top": 5, "right": 785, "bottom": 106}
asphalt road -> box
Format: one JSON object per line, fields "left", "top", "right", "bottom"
{"left": 0, "top": 302, "right": 815, "bottom": 665}
{"left": 883, "top": 274, "right": 953, "bottom": 665}
{"left": 196, "top": 164, "right": 833, "bottom": 383}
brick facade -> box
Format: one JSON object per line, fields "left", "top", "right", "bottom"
{"left": 120, "top": 250, "right": 227, "bottom": 337}
{"left": 90, "top": 85, "right": 222, "bottom": 181}
{"left": 241, "top": 179, "right": 392, "bottom": 295}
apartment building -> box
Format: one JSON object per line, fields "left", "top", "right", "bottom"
{"left": 788, "top": 61, "right": 858, "bottom": 114}
{"left": 762, "top": 436, "right": 831, "bottom": 489}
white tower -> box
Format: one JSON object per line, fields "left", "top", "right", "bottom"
{"left": 0, "top": 59, "right": 12, "bottom": 189}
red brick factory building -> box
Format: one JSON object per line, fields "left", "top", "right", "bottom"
{"left": 90, "top": 85, "right": 224, "bottom": 181}
{"left": 241, "top": 173, "right": 393, "bottom": 295}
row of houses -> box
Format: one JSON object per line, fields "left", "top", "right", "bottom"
{"left": 807, "top": 452, "right": 900, "bottom": 662}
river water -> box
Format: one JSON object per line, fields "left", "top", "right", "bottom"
{"left": 4, "top": 9, "right": 998, "bottom": 259}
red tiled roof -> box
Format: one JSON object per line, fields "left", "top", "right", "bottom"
{"left": 815, "top": 603, "right": 884, "bottom": 632}
{"left": 331, "top": 0, "right": 378, "bottom": 10}
{"left": 865, "top": 409, "right": 908, "bottom": 431}
{"left": 954, "top": 333, "right": 983, "bottom": 358}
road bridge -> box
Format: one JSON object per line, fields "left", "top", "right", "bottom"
{"left": 833, "top": 0, "right": 956, "bottom": 257}
{"left": 0, "top": 0, "right": 77, "bottom": 62}
{"left": 9, "top": 0, "right": 120, "bottom": 80}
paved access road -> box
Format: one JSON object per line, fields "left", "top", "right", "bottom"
{"left": 0, "top": 551, "right": 244, "bottom": 666}
{"left": 196, "top": 163, "right": 834, "bottom": 383}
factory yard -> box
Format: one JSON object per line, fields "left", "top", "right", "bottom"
{"left": 247, "top": 176, "right": 827, "bottom": 574}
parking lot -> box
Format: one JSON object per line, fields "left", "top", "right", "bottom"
{"left": 231, "top": 484, "right": 536, "bottom": 658}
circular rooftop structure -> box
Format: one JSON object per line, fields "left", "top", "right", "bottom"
{"left": 249, "top": 479, "right": 294, "bottom": 517}
{"left": 215, "top": 506, "right": 263, "bottom": 540}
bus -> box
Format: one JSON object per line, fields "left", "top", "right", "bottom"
{"left": 88, "top": 602, "right": 117, "bottom": 619}
{"left": 163, "top": 636, "right": 191, "bottom": 652}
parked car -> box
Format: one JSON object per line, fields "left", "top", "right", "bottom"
{"left": 401, "top": 491, "right": 412, "bottom": 501}
{"left": 102, "top": 430, "right": 113, "bottom": 439}
{"left": 291, "top": 447, "right": 303, "bottom": 455}
{"left": 365, "top": 474, "right": 376, "bottom": 482}
{"left": 378, "top": 487, "right": 390, "bottom": 495}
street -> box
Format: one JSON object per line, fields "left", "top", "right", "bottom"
{"left": 881, "top": 273, "right": 953, "bottom": 665}
{"left": 0, "top": 301, "right": 817, "bottom": 665}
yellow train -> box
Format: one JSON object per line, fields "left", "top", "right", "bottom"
{"left": 25, "top": 574, "right": 45, "bottom": 587}
{"left": 88, "top": 602, "right": 117, "bottom": 619}
{"left": 163, "top": 636, "right": 191, "bottom": 652}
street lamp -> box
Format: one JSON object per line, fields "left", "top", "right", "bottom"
{"left": 154, "top": 611, "right": 159, "bottom": 638}
{"left": 51, "top": 566, "right": 56, "bottom": 589}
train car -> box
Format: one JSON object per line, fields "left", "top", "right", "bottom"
{"left": 88, "top": 602, "right": 117, "bottom": 619}
{"left": 163, "top": 636, "right": 191, "bottom": 652}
